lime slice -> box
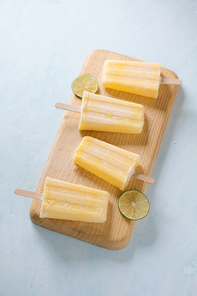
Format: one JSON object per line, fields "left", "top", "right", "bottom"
{"left": 71, "top": 74, "right": 98, "bottom": 98}
{"left": 118, "top": 190, "right": 150, "bottom": 220}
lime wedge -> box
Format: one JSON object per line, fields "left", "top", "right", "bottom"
{"left": 118, "top": 190, "right": 150, "bottom": 220}
{"left": 71, "top": 74, "right": 98, "bottom": 98}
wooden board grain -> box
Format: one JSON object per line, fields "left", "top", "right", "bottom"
{"left": 30, "top": 49, "right": 180, "bottom": 250}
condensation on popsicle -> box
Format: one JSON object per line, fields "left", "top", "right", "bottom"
{"left": 39, "top": 177, "right": 109, "bottom": 223}
{"left": 102, "top": 60, "right": 161, "bottom": 99}
{"left": 78, "top": 91, "right": 144, "bottom": 134}
{"left": 73, "top": 136, "right": 141, "bottom": 190}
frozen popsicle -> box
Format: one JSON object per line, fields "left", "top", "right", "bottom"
{"left": 73, "top": 136, "right": 154, "bottom": 190}
{"left": 102, "top": 60, "right": 182, "bottom": 99}
{"left": 15, "top": 177, "right": 109, "bottom": 223}
{"left": 55, "top": 91, "right": 144, "bottom": 134}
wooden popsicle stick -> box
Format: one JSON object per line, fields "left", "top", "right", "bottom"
{"left": 15, "top": 189, "right": 42, "bottom": 200}
{"left": 132, "top": 172, "right": 155, "bottom": 184}
{"left": 160, "top": 77, "right": 182, "bottom": 85}
{"left": 55, "top": 103, "right": 81, "bottom": 113}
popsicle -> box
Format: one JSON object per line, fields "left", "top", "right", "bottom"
{"left": 15, "top": 177, "right": 109, "bottom": 223}
{"left": 55, "top": 90, "right": 144, "bottom": 134}
{"left": 73, "top": 136, "right": 154, "bottom": 190}
{"left": 102, "top": 60, "right": 182, "bottom": 99}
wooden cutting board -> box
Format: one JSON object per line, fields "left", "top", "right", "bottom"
{"left": 30, "top": 49, "right": 180, "bottom": 250}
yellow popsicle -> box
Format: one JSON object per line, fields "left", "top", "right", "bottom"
{"left": 40, "top": 177, "right": 109, "bottom": 223}
{"left": 79, "top": 91, "right": 144, "bottom": 134}
{"left": 73, "top": 136, "right": 140, "bottom": 190}
{"left": 102, "top": 60, "right": 161, "bottom": 99}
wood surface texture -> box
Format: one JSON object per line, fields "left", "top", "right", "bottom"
{"left": 30, "top": 49, "right": 180, "bottom": 250}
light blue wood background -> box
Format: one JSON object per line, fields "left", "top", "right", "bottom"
{"left": 1, "top": 0, "right": 197, "bottom": 295}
